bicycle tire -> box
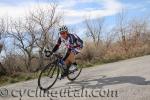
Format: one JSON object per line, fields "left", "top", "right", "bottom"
{"left": 38, "top": 63, "right": 59, "bottom": 90}
{"left": 67, "top": 64, "right": 83, "bottom": 81}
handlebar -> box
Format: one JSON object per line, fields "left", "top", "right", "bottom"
{"left": 44, "top": 44, "right": 81, "bottom": 58}
{"left": 44, "top": 49, "right": 62, "bottom": 59}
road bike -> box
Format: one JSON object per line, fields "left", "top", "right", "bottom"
{"left": 38, "top": 50, "right": 83, "bottom": 91}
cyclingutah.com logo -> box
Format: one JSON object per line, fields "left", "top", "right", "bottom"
{"left": 0, "top": 86, "right": 119, "bottom": 100}
{"left": 0, "top": 88, "right": 9, "bottom": 97}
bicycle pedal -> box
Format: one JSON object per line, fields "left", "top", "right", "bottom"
{"left": 75, "top": 68, "right": 78, "bottom": 71}
{"left": 58, "top": 76, "right": 64, "bottom": 80}
{"left": 58, "top": 74, "right": 64, "bottom": 80}
{"left": 59, "top": 77, "right": 62, "bottom": 80}
{"left": 70, "top": 68, "right": 78, "bottom": 73}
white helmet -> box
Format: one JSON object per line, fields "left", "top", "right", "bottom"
{"left": 59, "top": 25, "right": 68, "bottom": 33}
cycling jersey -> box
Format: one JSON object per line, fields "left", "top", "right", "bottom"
{"left": 52, "top": 33, "right": 83, "bottom": 53}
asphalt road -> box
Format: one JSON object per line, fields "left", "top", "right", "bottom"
{"left": 0, "top": 55, "right": 150, "bottom": 100}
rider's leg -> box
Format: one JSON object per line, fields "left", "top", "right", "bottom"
{"left": 63, "top": 49, "right": 75, "bottom": 67}
{"left": 64, "top": 47, "right": 83, "bottom": 68}
{"left": 64, "top": 52, "right": 75, "bottom": 66}
{"left": 63, "top": 50, "right": 70, "bottom": 67}
{"left": 61, "top": 50, "right": 75, "bottom": 77}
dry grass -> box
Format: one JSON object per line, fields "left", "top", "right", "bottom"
{"left": 78, "top": 39, "right": 150, "bottom": 67}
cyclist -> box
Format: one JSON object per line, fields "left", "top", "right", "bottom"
{"left": 46, "top": 25, "right": 83, "bottom": 77}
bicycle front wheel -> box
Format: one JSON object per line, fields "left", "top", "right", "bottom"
{"left": 38, "top": 63, "right": 59, "bottom": 90}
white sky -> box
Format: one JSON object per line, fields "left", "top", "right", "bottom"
{"left": 0, "top": 0, "right": 124, "bottom": 25}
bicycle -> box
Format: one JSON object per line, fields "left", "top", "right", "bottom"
{"left": 38, "top": 50, "right": 83, "bottom": 91}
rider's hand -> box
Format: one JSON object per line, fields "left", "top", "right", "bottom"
{"left": 44, "top": 49, "right": 53, "bottom": 57}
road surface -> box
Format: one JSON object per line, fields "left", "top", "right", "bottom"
{"left": 0, "top": 55, "right": 150, "bottom": 100}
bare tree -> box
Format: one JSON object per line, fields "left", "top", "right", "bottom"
{"left": 7, "top": 19, "right": 37, "bottom": 72}
{"left": 115, "top": 10, "right": 130, "bottom": 53}
{"left": 0, "top": 18, "right": 7, "bottom": 75}
{"left": 83, "top": 17, "right": 111, "bottom": 61}
{"left": 29, "top": 3, "right": 62, "bottom": 69}
{"left": 0, "top": 18, "right": 5, "bottom": 53}
{"left": 129, "top": 18, "right": 149, "bottom": 45}
{"left": 85, "top": 18, "right": 105, "bottom": 47}
{"left": 105, "top": 30, "right": 117, "bottom": 49}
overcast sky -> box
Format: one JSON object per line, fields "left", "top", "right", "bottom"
{"left": 0, "top": 0, "right": 150, "bottom": 37}
{"left": 0, "top": 0, "right": 149, "bottom": 25}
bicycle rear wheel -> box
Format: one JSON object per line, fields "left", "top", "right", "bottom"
{"left": 67, "top": 64, "right": 83, "bottom": 81}
{"left": 38, "top": 63, "right": 59, "bottom": 90}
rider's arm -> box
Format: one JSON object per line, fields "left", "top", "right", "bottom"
{"left": 71, "top": 34, "right": 83, "bottom": 48}
{"left": 52, "top": 37, "right": 61, "bottom": 53}
{"left": 69, "top": 34, "right": 79, "bottom": 48}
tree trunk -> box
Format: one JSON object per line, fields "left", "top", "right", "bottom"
{"left": 39, "top": 50, "right": 44, "bottom": 67}
{"left": 0, "top": 63, "right": 6, "bottom": 76}
{"left": 0, "top": 43, "right": 3, "bottom": 53}
{"left": 0, "top": 43, "right": 5, "bottom": 76}
{"left": 26, "top": 53, "right": 32, "bottom": 72}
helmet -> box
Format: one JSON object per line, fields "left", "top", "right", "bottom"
{"left": 59, "top": 25, "right": 68, "bottom": 33}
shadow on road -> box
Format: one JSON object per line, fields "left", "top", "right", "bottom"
{"left": 65, "top": 75, "right": 150, "bottom": 89}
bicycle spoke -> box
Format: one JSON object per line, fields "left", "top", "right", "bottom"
{"left": 47, "top": 64, "right": 55, "bottom": 78}
{"left": 38, "top": 63, "right": 59, "bottom": 90}
{"left": 50, "top": 66, "right": 56, "bottom": 78}
{"left": 47, "top": 65, "right": 53, "bottom": 76}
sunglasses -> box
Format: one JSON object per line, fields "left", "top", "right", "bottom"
{"left": 60, "top": 32, "right": 66, "bottom": 35}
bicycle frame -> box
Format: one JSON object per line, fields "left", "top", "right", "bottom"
{"left": 50, "top": 54, "right": 65, "bottom": 77}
